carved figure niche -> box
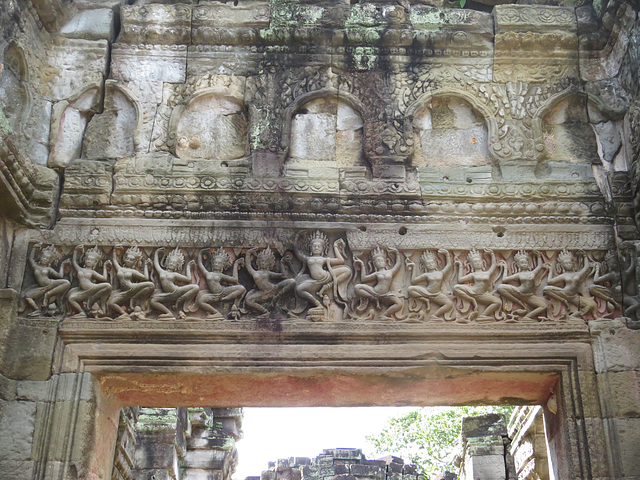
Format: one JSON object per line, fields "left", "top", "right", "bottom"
{"left": 82, "top": 82, "right": 137, "bottom": 160}
{"left": 0, "top": 45, "right": 29, "bottom": 137}
{"left": 412, "top": 96, "right": 489, "bottom": 167}
{"left": 542, "top": 95, "right": 600, "bottom": 164}
{"left": 289, "top": 96, "right": 363, "bottom": 168}
{"left": 175, "top": 94, "right": 247, "bottom": 160}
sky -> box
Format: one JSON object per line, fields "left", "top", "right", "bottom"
{"left": 234, "top": 407, "right": 418, "bottom": 480}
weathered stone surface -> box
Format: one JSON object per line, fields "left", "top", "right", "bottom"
{"left": 0, "top": 400, "right": 36, "bottom": 461}
{"left": 111, "top": 44, "right": 187, "bottom": 83}
{"left": 60, "top": 8, "right": 115, "bottom": 42}
{"left": 2, "top": 0, "right": 640, "bottom": 478}
{"left": 82, "top": 81, "right": 137, "bottom": 159}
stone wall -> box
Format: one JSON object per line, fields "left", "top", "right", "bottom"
{"left": 1, "top": 0, "right": 640, "bottom": 478}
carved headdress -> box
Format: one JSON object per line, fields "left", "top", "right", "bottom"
{"left": 256, "top": 246, "right": 276, "bottom": 270}
{"left": 467, "top": 248, "right": 484, "bottom": 268}
{"left": 514, "top": 250, "right": 531, "bottom": 270}
{"left": 420, "top": 250, "right": 438, "bottom": 269}
{"left": 211, "top": 247, "right": 231, "bottom": 270}
{"left": 39, "top": 244, "right": 61, "bottom": 264}
{"left": 164, "top": 247, "right": 185, "bottom": 271}
{"left": 83, "top": 245, "right": 103, "bottom": 263}
{"left": 557, "top": 249, "right": 575, "bottom": 272}
{"left": 124, "top": 245, "right": 144, "bottom": 263}
{"left": 307, "top": 230, "right": 328, "bottom": 254}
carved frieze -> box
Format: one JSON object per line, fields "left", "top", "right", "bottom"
{"left": 118, "top": 4, "right": 192, "bottom": 45}
{"left": 18, "top": 236, "right": 624, "bottom": 323}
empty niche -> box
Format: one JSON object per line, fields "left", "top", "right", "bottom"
{"left": 412, "top": 96, "right": 489, "bottom": 167}
{"left": 542, "top": 95, "right": 599, "bottom": 164}
{"left": 289, "top": 96, "right": 363, "bottom": 168}
{"left": 82, "top": 83, "right": 137, "bottom": 159}
{"left": 175, "top": 94, "right": 247, "bottom": 161}
{"left": 48, "top": 87, "right": 100, "bottom": 168}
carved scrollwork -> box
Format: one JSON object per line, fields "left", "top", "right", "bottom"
{"left": 19, "top": 237, "right": 625, "bottom": 324}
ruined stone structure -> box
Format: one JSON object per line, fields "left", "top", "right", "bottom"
{"left": 112, "top": 407, "right": 241, "bottom": 480}
{"left": 458, "top": 413, "right": 516, "bottom": 480}
{"left": 251, "top": 449, "right": 423, "bottom": 480}
{"left": 1, "top": 0, "right": 640, "bottom": 477}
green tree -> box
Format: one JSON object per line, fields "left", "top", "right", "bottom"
{"left": 365, "top": 406, "right": 514, "bottom": 479}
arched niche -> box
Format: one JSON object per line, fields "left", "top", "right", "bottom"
{"left": 174, "top": 93, "right": 248, "bottom": 161}
{"left": 0, "top": 43, "right": 30, "bottom": 136}
{"left": 48, "top": 85, "right": 101, "bottom": 169}
{"left": 288, "top": 95, "right": 363, "bottom": 168}
{"left": 82, "top": 81, "right": 138, "bottom": 160}
{"left": 411, "top": 95, "right": 489, "bottom": 167}
{"left": 540, "top": 94, "right": 599, "bottom": 164}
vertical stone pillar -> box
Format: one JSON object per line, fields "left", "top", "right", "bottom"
{"left": 132, "top": 407, "right": 185, "bottom": 480}
{"left": 182, "top": 407, "right": 242, "bottom": 480}
{"left": 590, "top": 318, "right": 640, "bottom": 478}
{"left": 507, "top": 406, "right": 549, "bottom": 480}
{"left": 458, "top": 413, "right": 516, "bottom": 480}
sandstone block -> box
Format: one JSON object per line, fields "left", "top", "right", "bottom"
{"left": 119, "top": 4, "right": 191, "bottom": 45}
{"left": 16, "top": 379, "right": 51, "bottom": 402}
{"left": 613, "top": 418, "right": 640, "bottom": 476}
{"left": 599, "top": 370, "right": 640, "bottom": 418}
{"left": 494, "top": 5, "right": 576, "bottom": 34}
{"left": 0, "top": 400, "right": 36, "bottom": 462}
{"left": 111, "top": 44, "right": 187, "bottom": 83}
{"left": 60, "top": 8, "right": 115, "bottom": 41}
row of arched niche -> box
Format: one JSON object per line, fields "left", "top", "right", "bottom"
{"left": 0, "top": 43, "right": 624, "bottom": 171}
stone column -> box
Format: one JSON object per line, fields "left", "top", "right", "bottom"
{"left": 131, "top": 407, "right": 185, "bottom": 480}
{"left": 182, "top": 407, "right": 242, "bottom": 480}
{"left": 458, "top": 413, "right": 516, "bottom": 480}
{"left": 590, "top": 318, "right": 640, "bottom": 478}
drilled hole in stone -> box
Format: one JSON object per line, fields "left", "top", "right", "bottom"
{"left": 358, "top": 226, "right": 367, "bottom": 232}
{"left": 398, "top": 226, "right": 407, "bottom": 235}
{"left": 466, "top": 177, "right": 473, "bottom": 183}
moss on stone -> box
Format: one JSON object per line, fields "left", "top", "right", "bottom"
{"left": 0, "top": 107, "right": 13, "bottom": 135}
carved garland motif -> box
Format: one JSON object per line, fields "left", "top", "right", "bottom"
{"left": 20, "top": 233, "right": 634, "bottom": 324}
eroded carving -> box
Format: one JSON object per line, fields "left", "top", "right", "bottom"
{"left": 196, "top": 247, "right": 246, "bottom": 320}
{"left": 150, "top": 247, "right": 199, "bottom": 319}
{"left": 453, "top": 249, "right": 505, "bottom": 322}
{"left": 543, "top": 249, "right": 597, "bottom": 318}
{"left": 68, "top": 246, "right": 112, "bottom": 318}
{"left": 18, "top": 240, "right": 623, "bottom": 323}
{"left": 21, "top": 244, "right": 70, "bottom": 316}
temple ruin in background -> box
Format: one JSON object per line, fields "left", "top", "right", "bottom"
{"left": 1, "top": 0, "right": 640, "bottom": 477}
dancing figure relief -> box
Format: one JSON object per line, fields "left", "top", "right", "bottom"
{"left": 22, "top": 244, "right": 71, "bottom": 317}
{"left": 244, "top": 246, "right": 295, "bottom": 316}
{"left": 543, "top": 249, "right": 597, "bottom": 318}
{"left": 589, "top": 251, "right": 623, "bottom": 313}
{"left": 196, "top": 248, "right": 246, "bottom": 320}
{"left": 150, "top": 247, "right": 200, "bottom": 319}
{"left": 18, "top": 239, "right": 625, "bottom": 323}
{"left": 619, "top": 246, "right": 640, "bottom": 320}
{"left": 107, "top": 246, "right": 155, "bottom": 319}
{"left": 497, "top": 250, "right": 550, "bottom": 321}
{"left": 453, "top": 249, "right": 505, "bottom": 322}
{"left": 406, "top": 249, "right": 454, "bottom": 321}
{"left": 353, "top": 246, "right": 404, "bottom": 321}
{"left": 68, "top": 246, "right": 112, "bottom": 318}
{"left": 293, "top": 231, "right": 352, "bottom": 320}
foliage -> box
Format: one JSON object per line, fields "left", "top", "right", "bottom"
{"left": 365, "top": 406, "right": 515, "bottom": 479}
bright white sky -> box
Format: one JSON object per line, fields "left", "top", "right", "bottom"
{"left": 234, "top": 407, "right": 418, "bottom": 480}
